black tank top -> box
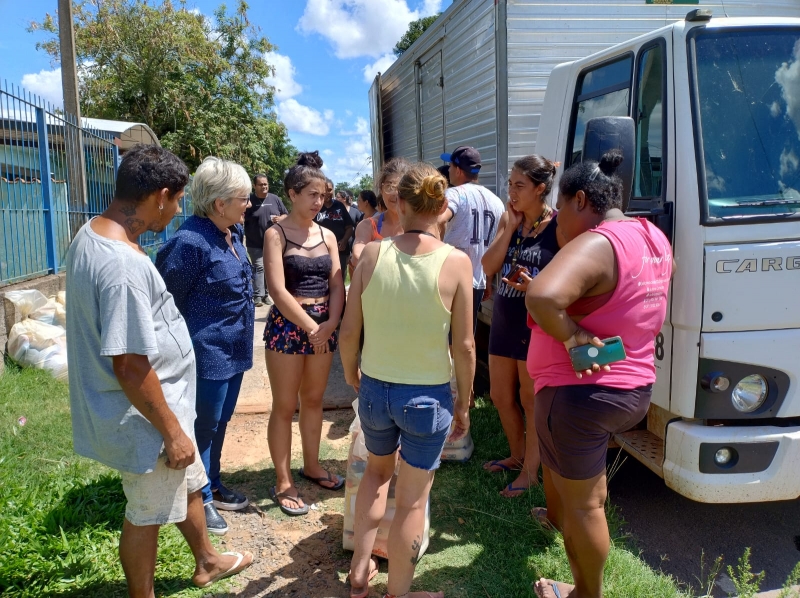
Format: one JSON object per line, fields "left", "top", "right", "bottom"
{"left": 496, "top": 215, "right": 559, "bottom": 299}
{"left": 276, "top": 223, "right": 331, "bottom": 297}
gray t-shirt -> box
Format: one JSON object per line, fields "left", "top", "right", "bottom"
{"left": 66, "top": 221, "right": 196, "bottom": 474}
{"left": 442, "top": 183, "right": 505, "bottom": 289}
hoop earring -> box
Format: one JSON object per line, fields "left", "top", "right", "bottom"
{"left": 158, "top": 204, "right": 163, "bottom": 214}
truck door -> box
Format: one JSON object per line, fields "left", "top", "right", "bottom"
{"left": 560, "top": 37, "right": 675, "bottom": 413}
{"left": 631, "top": 37, "right": 674, "bottom": 413}
{"left": 418, "top": 49, "right": 445, "bottom": 163}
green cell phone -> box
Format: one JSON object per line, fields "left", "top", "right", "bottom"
{"left": 568, "top": 336, "right": 626, "bottom": 372}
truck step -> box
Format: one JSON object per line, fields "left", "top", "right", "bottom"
{"left": 613, "top": 430, "right": 664, "bottom": 478}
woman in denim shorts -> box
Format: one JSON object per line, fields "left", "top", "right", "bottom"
{"left": 340, "top": 163, "right": 476, "bottom": 598}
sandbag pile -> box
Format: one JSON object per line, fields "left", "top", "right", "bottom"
{"left": 5, "top": 290, "right": 68, "bottom": 381}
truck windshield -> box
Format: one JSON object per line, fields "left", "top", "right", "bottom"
{"left": 693, "top": 28, "right": 800, "bottom": 222}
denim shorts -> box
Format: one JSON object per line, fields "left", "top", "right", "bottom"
{"left": 358, "top": 374, "right": 453, "bottom": 471}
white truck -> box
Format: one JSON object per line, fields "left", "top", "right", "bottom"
{"left": 536, "top": 12, "right": 800, "bottom": 503}
{"left": 369, "top": 0, "right": 800, "bottom": 503}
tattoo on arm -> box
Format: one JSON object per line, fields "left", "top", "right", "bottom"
{"left": 142, "top": 400, "right": 156, "bottom": 415}
{"left": 124, "top": 218, "right": 146, "bottom": 234}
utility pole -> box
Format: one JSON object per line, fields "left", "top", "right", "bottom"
{"left": 58, "top": 0, "right": 87, "bottom": 220}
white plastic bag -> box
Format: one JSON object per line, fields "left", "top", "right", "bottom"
{"left": 28, "top": 298, "right": 65, "bottom": 327}
{"left": 343, "top": 398, "right": 431, "bottom": 559}
{"left": 441, "top": 356, "right": 475, "bottom": 462}
{"left": 7, "top": 319, "right": 68, "bottom": 382}
{"left": 4, "top": 290, "right": 48, "bottom": 318}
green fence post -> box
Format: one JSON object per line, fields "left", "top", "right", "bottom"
{"left": 35, "top": 106, "right": 58, "bottom": 274}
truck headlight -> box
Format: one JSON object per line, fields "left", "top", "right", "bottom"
{"left": 731, "top": 375, "right": 768, "bottom": 413}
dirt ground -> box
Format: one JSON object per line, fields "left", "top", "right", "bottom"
{"left": 214, "top": 408, "right": 358, "bottom": 598}
{"left": 211, "top": 304, "right": 366, "bottom": 597}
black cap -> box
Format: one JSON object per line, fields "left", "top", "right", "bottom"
{"left": 441, "top": 146, "right": 481, "bottom": 175}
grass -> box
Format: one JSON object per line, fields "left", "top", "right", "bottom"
{"left": 0, "top": 362, "right": 689, "bottom": 597}
{"left": 0, "top": 363, "right": 227, "bottom": 597}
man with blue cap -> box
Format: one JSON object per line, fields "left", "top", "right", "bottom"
{"left": 439, "top": 145, "right": 504, "bottom": 331}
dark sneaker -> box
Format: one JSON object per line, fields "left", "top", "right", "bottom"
{"left": 212, "top": 484, "right": 249, "bottom": 511}
{"left": 204, "top": 502, "right": 228, "bottom": 536}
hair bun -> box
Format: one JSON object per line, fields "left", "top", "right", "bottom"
{"left": 296, "top": 151, "right": 323, "bottom": 170}
{"left": 599, "top": 150, "right": 623, "bottom": 176}
{"left": 421, "top": 174, "right": 445, "bottom": 202}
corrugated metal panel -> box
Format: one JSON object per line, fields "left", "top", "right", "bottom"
{"left": 420, "top": 50, "right": 445, "bottom": 163}
{"left": 381, "top": 58, "right": 418, "bottom": 162}
{"left": 507, "top": 0, "right": 800, "bottom": 167}
{"left": 441, "top": 0, "right": 498, "bottom": 190}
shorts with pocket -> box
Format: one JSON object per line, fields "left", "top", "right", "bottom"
{"left": 119, "top": 442, "right": 208, "bottom": 526}
{"left": 358, "top": 373, "right": 453, "bottom": 471}
{"left": 535, "top": 383, "right": 652, "bottom": 480}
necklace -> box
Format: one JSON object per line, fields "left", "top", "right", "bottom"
{"left": 405, "top": 229, "right": 437, "bottom": 238}
{"left": 510, "top": 207, "right": 552, "bottom": 270}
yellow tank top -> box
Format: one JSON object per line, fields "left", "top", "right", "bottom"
{"left": 361, "top": 239, "right": 454, "bottom": 385}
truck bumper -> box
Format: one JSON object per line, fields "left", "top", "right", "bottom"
{"left": 663, "top": 421, "right": 800, "bottom": 503}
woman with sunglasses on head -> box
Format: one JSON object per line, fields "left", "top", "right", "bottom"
{"left": 480, "top": 155, "right": 560, "bottom": 498}
{"left": 350, "top": 158, "right": 410, "bottom": 269}
{"left": 341, "top": 162, "right": 475, "bottom": 598}
{"left": 262, "top": 151, "right": 346, "bottom": 517}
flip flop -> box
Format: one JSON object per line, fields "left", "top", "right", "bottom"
{"left": 531, "top": 507, "right": 557, "bottom": 532}
{"left": 483, "top": 459, "right": 512, "bottom": 472}
{"left": 348, "top": 555, "right": 380, "bottom": 597}
{"left": 270, "top": 486, "right": 309, "bottom": 516}
{"left": 194, "top": 551, "right": 253, "bottom": 588}
{"left": 500, "top": 483, "right": 528, "bottom": 497}
{"left": 535, "top": 580, "right": 563, "bottom": 598}
{"left": 299, "top": 467, "right": 345, "bottom": 491}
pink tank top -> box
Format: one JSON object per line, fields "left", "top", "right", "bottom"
{"left": 527, "top": 218, "right": 672, "bottom": 394}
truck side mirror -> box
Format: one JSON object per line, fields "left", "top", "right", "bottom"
{"left": 581, "top": 116, "right": 635, "bottom": 213}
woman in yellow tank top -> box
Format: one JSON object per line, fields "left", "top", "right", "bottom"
{"left": 340, "top": 163, "right": 476, "bottom": 598}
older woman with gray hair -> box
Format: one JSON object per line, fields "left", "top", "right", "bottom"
{"left": 156, "top": 156, "right": 255, "bottom": 536}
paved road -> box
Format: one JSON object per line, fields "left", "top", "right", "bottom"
{"left": 608, "top": 450, "right": 800, "bottom": 595}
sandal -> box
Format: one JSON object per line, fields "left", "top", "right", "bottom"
{"left": 299, "top": 467, "right": 345, "bottom": 491}
{"left": 269, "top": 486, "right": 309, "bottom": 516}
{"left": 348, "top": 555, "right": 380, "bottom": 597}
{"left": 531, "top": 507, "right": 557, "bottom": 532}
{"left": 194, "top": 551, "right": 253, "bottom": 588}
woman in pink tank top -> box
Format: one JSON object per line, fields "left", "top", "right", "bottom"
{"left": 525, "top": 151, "right": 672, "bottom": 598}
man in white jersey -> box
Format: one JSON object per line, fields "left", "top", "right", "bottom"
{"left": 439, "top": 146, "right": 505, "bottom": 331}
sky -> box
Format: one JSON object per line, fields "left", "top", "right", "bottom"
{"left": 0, "top": 0, "right": 451, "bottom": 185}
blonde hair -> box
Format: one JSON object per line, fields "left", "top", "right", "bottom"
{"left": 192, "top": 156, "right": 251, "bottom": 217}
{"left": 397, "top": 163, "right": 447, "bottom": 215}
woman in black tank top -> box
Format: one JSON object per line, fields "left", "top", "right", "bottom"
{"left": 480, "top": 155, "right": 560, "bottom": 498}
{"left": 262, "top": 152, "right": 346, "bottom": 517}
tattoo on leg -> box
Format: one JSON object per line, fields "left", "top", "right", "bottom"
{"left": 124, "top": 218, "right": 146, "bottom": 235}
{"left": 410, "top": 535, "right": 421, "bottom": 565}
{"left": 119, "top": 204, "right": 137, "bottom": 217}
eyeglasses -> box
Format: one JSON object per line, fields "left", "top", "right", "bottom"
{"left": 230, "top": 196, "right": 251, "bottom": 203}
{"left": 382, "top": 183, "right": 398, "bottom": 192}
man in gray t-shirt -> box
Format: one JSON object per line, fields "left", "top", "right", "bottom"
{"left": 439, "top": 145, "right": 505, "bottom": 331}
{"left": 66, "top": 145, "right": 252, "bottom": 593}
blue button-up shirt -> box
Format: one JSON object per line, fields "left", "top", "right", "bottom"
{"left": 156, "top": 215, "right": 254, "bottom": 380}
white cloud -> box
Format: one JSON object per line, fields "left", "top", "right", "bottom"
{"left": 341, "top": 116, "right": 369, "bottom": 136}
{"left": 363, "top": 54, "right": 397, "bottom": 84}
{"left": 298, "top": 0, "right": 441, "bottom": 60}
{"left": 322, "top": 149, "right": 334, "bottom": 157}
{"left": 21, "top": 68, "right": 63, "bottom": 108}
{"left": 264, "top": 51, "right": 303, "bottom": 101}
{"left": 276, "top": 99, "right": 331, "bottom": 136}
{"left": 776, "top": 40, "right": 800, "bottom": 139}
{"left": 324, "top": 109, "right": 335, "bottom": 122}
{"left": 780, "top": 148, "right": 799, "bottom": 178}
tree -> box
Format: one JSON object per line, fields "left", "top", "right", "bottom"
{"left": 29, "top": 0, "right": 297, "bottom": 197}
{"left": 356, "top": 174, "right": 374, "bottom": 193}
{"left": 394, "top": 14, "right": 441, "bottom": 56}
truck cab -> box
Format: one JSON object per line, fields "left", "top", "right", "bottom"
{"left": 536, "top": 11, "right": 800, "bottom": 503}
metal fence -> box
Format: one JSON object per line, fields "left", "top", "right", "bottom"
{"left": 0, "top": 80, "right": 190, "bottom": 286}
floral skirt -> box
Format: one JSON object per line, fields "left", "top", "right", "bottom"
{"left": 264, "top": 301, "right": 338, "bottom": 355}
